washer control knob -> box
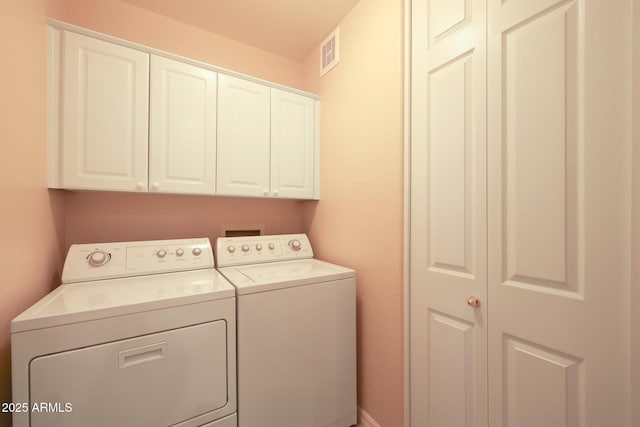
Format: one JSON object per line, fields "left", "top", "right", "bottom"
{"left": 176, "top": 248, "right": 184, "bottom": 257}
{"left": 256, "top": 243, "right": 263, "bottom": 251}
{"left": 241, "top": 244, "right": 250, "bottom": 252}
{"left": 157, "top": 249, "right": 167, "bottom": 258}
{"left": 192, "top": 247, "right": 202, "bottom": 256}
{"left": 88, "top": 250, "right": 110, "bottom": 267}
{"left": 227, "top": 246, "right": 236, "bottom": 254}
{"left": 289, "top": 239, "right": 302, "bottom": 251}
{"left": 268, "top": 243, "right": 275, "bottom": 250}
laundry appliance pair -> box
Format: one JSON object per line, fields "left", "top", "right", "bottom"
{"left": 11, "top": 234, "right": 356, "bottom": 427}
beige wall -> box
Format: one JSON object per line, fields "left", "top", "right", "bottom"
{"left": 0, "top": 1, "right": 67, "bottom": 426}
{"left": 64, "top": 0, "right": 304, "bottom": 89}
{"left": 301, "top": 0, "right": 405, "bottom": 425}
{"left": 64, "top": 193, "right": 304, "bottom": 249}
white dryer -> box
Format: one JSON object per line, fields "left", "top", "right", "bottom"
{"left": 11, "top": 238, "right": 237, "bottom": 427}
{"left": 215, "top": 234, "right": 356, "bottom": 427}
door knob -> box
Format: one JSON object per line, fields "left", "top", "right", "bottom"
{"left": 467, "top": 296, "right": 481, "bottom": 307}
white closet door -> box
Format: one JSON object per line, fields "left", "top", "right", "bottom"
{"left": 270, "top": 89, "right": 315, "bottom": 199}
{"left": 217, "top": 75, "right": 271, "bottom": 197}
{"left": 62, "top": 31, "right": 149, "bottom": 191}
{"left": 487, "top": 0, "right": 631, "bottom": 425}
{"left": 410, "top": 0, "right": 488, "bottom": 425}
{"left": 149, "top": 55, "right": 217, "bottom": 195}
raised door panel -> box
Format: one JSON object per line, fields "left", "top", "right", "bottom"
{"left": 410, "top": 0, "right": 487, "bottom": 425}
{"left": 62, "top": 31, "right": 149, "bottom": 191}
{"left": 487, "top": 0, "right": 630, "bottom": 425}
{"left": 270, "top": 89, "right": 315, "bottom": 199}
{"left": 217, "top": 75, "right": 270, "bottom": 197}
{"left": 426, "top": 312, "right": 476, "bottom": 427}
{"left": 502, "top": 337, "right": 582, "bottom": 427}
{"left": 149, "top": 56, "right": 217, "bottom": 195}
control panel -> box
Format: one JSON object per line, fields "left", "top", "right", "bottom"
{"left": 215, "top": 234, "right": 313, "bottom": 267}
{"left": 61, "top": 238, "right": 214, "bottom": 284}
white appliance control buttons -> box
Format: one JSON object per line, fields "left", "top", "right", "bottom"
{"left": 215, "top": 234, "right": 313, "bottom": 267}
{"left": 87, "top": 250, "right": 110, "bottom": 267}
{"left": 289, "top": 239, "right": 302, "bottom": 251}
{"left": 63, "top": 238, "right": 214, "bottom": 283}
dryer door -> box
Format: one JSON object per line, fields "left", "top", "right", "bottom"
{"left": 29, "top": 321, "right": 228, "bottom": 427}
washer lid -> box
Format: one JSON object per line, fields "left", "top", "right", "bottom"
{"left": 217, "top": 259, "right": 355, "bottom": 295}
{"left": 11, "top": 269, "right": 235, "bottom": 333}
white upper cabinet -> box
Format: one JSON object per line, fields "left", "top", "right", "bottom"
{"left": 271, "top": 89, "right": 317, "bottom": 199}
{"left": 58, "top": 31, "right": 149, "bottom": 191}
{"left": 149, "top": 55, "right": 217, "bottom": 195}
{"left": 47, "top": 21, "right": 319, "bottom": 200}
{"left": 216, "top": 74, "right": 271, "bottom": 197}
{"left": 217, "top": 76, "right": 319, "bottom": 199}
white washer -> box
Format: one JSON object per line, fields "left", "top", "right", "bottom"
{"left": 11, "top": 238, "right": 237, "bottom": 427}
{"left": 216, "top": 234, "right": 356, "bottom": 427}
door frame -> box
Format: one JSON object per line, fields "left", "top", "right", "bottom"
{"left": 403, "top": 0, "right": 412, "bottom": 426}
{"left": 632, "top": 2, "right": 640, "bottom": 425}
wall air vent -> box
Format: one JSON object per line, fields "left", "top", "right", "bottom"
{"left": 320, "top": 27, "right": 340, "bottom": 77}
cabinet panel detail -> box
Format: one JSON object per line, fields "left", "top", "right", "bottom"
{"left": 149, "top": 55, "right": 217, "bottom": 194}
{"left": 62, "top": 31, "right": 149, "bottom": 191}
{"left": 217, "top": 75, "right": 271, "bottom": 197}
{"left": 271, "top": 89, "right": 315, "bottom": 199}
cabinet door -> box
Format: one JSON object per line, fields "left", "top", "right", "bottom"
{"left": 217, "top": 75, "right": 270, "bottom": 197}
{"left": 270, "top": 89, "right": 316, "bottom": 199}
{"left": 62, "top": 31, "right": 149, "bottom": 191}
{"left": 149, "top": 56, "right": 217, "bottom": 195}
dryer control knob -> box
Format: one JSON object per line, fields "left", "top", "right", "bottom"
{"left": 192, "top": 247, "right": 202, "bottom": 256}
{"left": 241, "top": 244, "right": 250, "bottom": 252}
{"left": 256, "top": 243, "right": 263, "bottom": 251}
{"left": 176, "top": 248, "right": 184, "bottom": 256}
{"left": 157, "top": 250, "right": 167, "bottom": 258}
{"left": 227, "top": 246, "right": 236, "bottom": 254}
{"left": 88, "top": 250, "right": 110, "bottom": 267}
{"left": 289, "top": 239, "right": 302, "bottom": 251}
{"left": 268, "top": 243, "right": 275, "bottom": 250}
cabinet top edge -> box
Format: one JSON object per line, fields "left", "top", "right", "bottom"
{"left": 46, "top": 18, "right": 321, "bottom": 101}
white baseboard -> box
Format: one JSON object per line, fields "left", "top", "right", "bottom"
{"left": 358, "top": 407, "right": 381, "bottom": 427}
